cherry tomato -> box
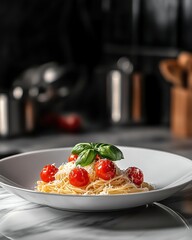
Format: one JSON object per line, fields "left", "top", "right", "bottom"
{"left": 68, "top": 154, "right": 78, "bottom": 162}
{"left": 40, "top": 164, "right": 58, "bottom": 183}
{"left": 57, "top": 114, "right": 81, "bottom": 132}
{"left": 94, "top": 159, "right": 116, "bottom": 180}
{"left": 126, "top": 167, "right": 144, "bottom": 186}
{"left": 69, "top": 167, "right": 89, "bottom": 187}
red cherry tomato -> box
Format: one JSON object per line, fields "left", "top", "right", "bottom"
{"left": 40, "top": 164, "right": 58, "bottom": 183}
{"left": 68, "top": 154, "right": 78, "bottom": 162}
{"left": 126, "top": 167, "right": 144, "bottom": 186}
{"left": 94, "top": 159, "right": 116, "bottom": 180}
{"left": 57, "top": 114, "right": 81, "bottom": 132}
{"left": 69, "top": 167, "right": 89, "bottom": 187}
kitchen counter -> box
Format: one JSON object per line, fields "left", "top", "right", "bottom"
{"left": 0, "top": 186, "right": 192, "bottom": 240}
{"left": 1, "top": 126, "right": 192, "bottom": 239}
{"left": 1, "top": 126, "right": 192, "bottom": 158}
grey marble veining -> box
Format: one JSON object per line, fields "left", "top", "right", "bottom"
{"left": 0, "top": 186, "right": 192, "bottom": 240}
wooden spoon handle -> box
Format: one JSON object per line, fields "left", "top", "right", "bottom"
{"left": 178, "top": 52, "right": 192, "bottom": 89}
{"left": 159, "top": 60, "right": 184, "bottom": 87}
{"left": 178, "top": 52, "right": 192, "bottom": 70}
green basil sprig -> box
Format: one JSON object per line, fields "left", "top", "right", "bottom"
{"left": 71, "top": 143, "right": 92, "bottom": 155}
{"left": 71, "top": 142, "right": 124, "bottom": 167}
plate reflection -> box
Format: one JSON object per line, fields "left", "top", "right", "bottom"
{"left": 0, "top": 202, "right": 190, "bottom": 240}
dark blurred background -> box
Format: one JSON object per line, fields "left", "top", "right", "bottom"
{"left": 0, "top": 0, "right": 192, "bottom": 137}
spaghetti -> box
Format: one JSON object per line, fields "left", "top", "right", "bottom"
{"left": 36, "top": 161, "right": 153, "bottom": 195}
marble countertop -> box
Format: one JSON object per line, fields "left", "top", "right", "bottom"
{"left": 1, "top": 126, "right": 192, "bottom": 158}
{"left": 1, "top": 127, "right": 192, "bottom": 239}
{"left": 1, "top": 186, "right": 192, "bottom": 240}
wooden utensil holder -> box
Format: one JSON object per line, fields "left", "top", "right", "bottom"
{"left": 171, "top": 87, "right": 192, "bottom": 138}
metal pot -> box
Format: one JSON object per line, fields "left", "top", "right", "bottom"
{"left": 0, "top": 88, "right": 36, "bottom": 137}
{"left": 106, "top": 57, "right": 133, "bottom": 126}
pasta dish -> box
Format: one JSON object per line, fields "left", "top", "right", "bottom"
{"left": 36, "top": 142, "right": 153, "bottom": 195}
{"left": 36, "top": 161, "right": 153, "bottom": 195}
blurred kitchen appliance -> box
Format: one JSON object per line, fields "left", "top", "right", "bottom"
{"left": 7, "top": 62, "right": 87, "bottom": 135}
{"left": 107, "top": 57, "right": 133, "bottom": 125}
{"left": 12, "top": 62, "right": 85, "bottom": 105}
{"left": 0, "top": 91, "right": 24, "bottom": 137}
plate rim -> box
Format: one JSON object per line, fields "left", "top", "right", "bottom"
{"left": 0, "top": 146, "right": 192, "bottom": 198}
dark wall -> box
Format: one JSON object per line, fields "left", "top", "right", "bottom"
{"left": 0, "top": 0, "right": 101, "bottom": 88}
{"left": 1, "top": 0, "right": 192, "bottom": 125}
{"left": 102, "top": 0, "right": 192, "bottom": 50}
{"left": 1, "top": 0, "right": 192, "bottom": 87}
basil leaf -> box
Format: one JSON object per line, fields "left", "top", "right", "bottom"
{"left": 76, "top": 149, "right": 97, "bottom": 167}
{"left": 97, "top": 144, "right": 124, "bottom": 161}
{"left": 72, "top": 143, "right": 92, "bottom": 155}
{"left": 90, "top": 142, "right": 97, "bottom": 149}
{"left": 94, "top": 143, "right": 107, "bottom": 150}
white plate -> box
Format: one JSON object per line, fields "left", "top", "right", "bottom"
{"left": 0, "top": 147, "right": 192, "bottom": 211}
